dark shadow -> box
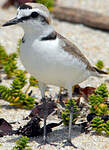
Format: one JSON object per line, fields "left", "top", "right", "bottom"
{"left": 5, "top": 125, "right": 81, "bottom": 148}
{"left": 29, "top": 125, "right": 81, "bottom": 147}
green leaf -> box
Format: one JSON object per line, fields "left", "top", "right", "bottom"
{"left": 96, "top": 60, "right": 104, "bottom": 70}
{"left": 62, "top": 99, "right": 80, "bottom": 125}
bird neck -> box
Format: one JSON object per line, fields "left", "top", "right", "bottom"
{"left": 21, "top": 24, "right": 54, "bottom": 40}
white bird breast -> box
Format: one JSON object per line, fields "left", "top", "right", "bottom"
{"left": 20, "top": 37, "right": 90, "bottom": 87}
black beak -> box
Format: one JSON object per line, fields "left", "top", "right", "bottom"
{"left": 2, "top": 17, "right": 20, "bottom": 27}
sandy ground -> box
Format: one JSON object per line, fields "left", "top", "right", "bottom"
{"left": 0, "top": 0, "right": 109, "bottom": 150}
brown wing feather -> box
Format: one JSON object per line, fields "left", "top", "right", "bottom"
{"left": 57, "top": 32, "right": 95, "bottom": 72}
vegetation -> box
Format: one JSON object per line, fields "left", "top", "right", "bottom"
{"left": 13, "top": 136, "right": 32, "bottom": 150}
{"left": 91, "top": 116, "right": 105, "bottom": 134}
{"left": 104, "top": 120, "right": 109, "bottom": 136}
{"left": 0, "top": 85, "right": 12, "bottom": 102}
{"left": 0, "top": 71, "right": 36, "bottom": 109}
{"left": 89, "top": 83, "right": 109, "bottom": 115}
{"left": 17, "top": 38, "right": 22, "bottom": 53}
{"left": 91, "top": 117, "right": 109, "bottom": 135}
{"left": 0, "top": 44, "right": 37, "bottom": 109}
{"left": 0, "top": 45, "right": 18, "bottom": 78}
{"left": 89, "top": 83, "right": 109, "bottom": 135}
{"left": 0, "top": 45, "right": 7, "bottom": 68}
{"left": 3, "top": 53, "right": 18, "bottom": 78}
{"left": 29, "top": 76, "right": 38, "bottom": 87}
{"left": 96, "top": 60, "right": 104, "bottom": 70}
{"left": 62, "top": 99, "right": 80, "bottom": 125}
{"left": 25, "top": 76, "right": 38, "bottom": 94}
{"left": 36, "top": 0, "right": 54, "bottom": 9}
{"left": 95, "top": 83, "right": 108, "bottom": 98}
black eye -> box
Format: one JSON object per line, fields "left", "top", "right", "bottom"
{"left": 31, "top": 12, "right": 38, "bottom": 18}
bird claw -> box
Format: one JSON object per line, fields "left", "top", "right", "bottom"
{"left": 42, "top": 139, "right": 49, "bottom": 145}
{"left": 37, "top": 139, "right": 49, "bottom": 148}
{"left": 42, "top": 137, "right": 51, "bottom": 145}
{"left": 63, "top": 140, "right": 77, "bottom": 148}
{"left": 38, "top": 139, "right": 57, "bottom": 148}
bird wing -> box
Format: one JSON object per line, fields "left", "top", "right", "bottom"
{"left": 57, "top": 32, "right": 95, "bottom": 72}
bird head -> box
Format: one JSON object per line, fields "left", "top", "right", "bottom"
{"left": 2, "top": 3, "right": 52, "bottom": 34}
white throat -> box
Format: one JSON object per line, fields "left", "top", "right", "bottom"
{"left": 20, "top": 23, "right": 54, "bottom": 39}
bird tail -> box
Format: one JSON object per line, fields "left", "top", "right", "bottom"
{"left": 92, "top": 67, "right": 108, "bottom": 77}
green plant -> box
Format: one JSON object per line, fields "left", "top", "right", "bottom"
{"left": 0, "top": 45, "right": 7, "bottom": 80}
{"left": 91, "top": 116, "right": 105, "bottom": 134}
{"left": 95, "top": 83, "right": 108, "bottom": 98}
{"left": 11, "top": 70, "right": 27, "bottom": 91}
{"left": 29, "top": 76, "right": 38, "bottom": 87}
{"left": 0, "top": 71, "right": 35, "bottom": 109}
{"left": 3, "top": 53, "right": 18, "bottom": 78}
{"left": 96, "top": 60, "right": 104, "bottom": 70}
{"left": 17, "top": 38, "right": 22, "bottom": 54}
{"left": 104, "top": 120, "right": 109, "bottom": 136}
{"left": 0, "top": 45, "right": 7, "bottom": 66}
{"left": 91, "top": 117, "right": 109, "bottom": 136}
{"left": 13, "top": 136, "right": 32, "bottom": 150}
{"left": 36, "top": 0, "right": 54, "bottom": 9}
{"left": 0, "top": 85, "right": 12, "bottom": 101}
{"left": 89, "top": 94, "right": 104, "bottom": 114}
{"left": 10, "top": 71, "right": 35, "bottom": 109}
{"left": 0, "top": 45, "right": 18, "bottom": 78}
{"left": 62, "top": 99, "right": 80, "bottom": 125}
{"left": 25, "top": 75, "right": 38, "bottom": 94}
{"left": 0, "top": 44, "right": 36, "bottom": 109}
{"left": 89, "top": 83, "right": 109, "bottom": 115}
{"left": 89, "top": 84, "right": 109, "bottom": 135}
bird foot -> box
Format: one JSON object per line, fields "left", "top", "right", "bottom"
{"left": 37, "top": 139, "right": 49, "bottom": 148}
{"left": 41, "top": 139, "right": 49, "bottom": 145}
{"left": 38, "top": 139, "right": 57, "bottom": 148}
{"left": 63, "top": 140, "right": 77, "bottom": 148}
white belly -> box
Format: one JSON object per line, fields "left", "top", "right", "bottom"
{"left": 20, "top": 37, "right": 90, "bottom": 87}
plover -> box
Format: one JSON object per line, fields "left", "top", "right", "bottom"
{"left": 3, "top": 3, "right": 107, "bottom": 146}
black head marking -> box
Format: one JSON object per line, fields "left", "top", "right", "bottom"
{"left": 31, "top": 12, "right": 39, "bottom": 18}
{"left": 19, "top": 4, "right": 32, "bottom": 10}
{"left": 18, "top": 11, "right": 49, "bottom": 24}
{"left": 18, "top": 5, "right": 49, "bottom": 24}
{"left": 18, "top": 11, "right": 39, "bottom": 22}
{"left": 41, "top": 31, "right": 57, "bottom": 41}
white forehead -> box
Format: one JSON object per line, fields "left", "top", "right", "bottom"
{"left": 17, "top": 7, "right": 49, "bottom": 19}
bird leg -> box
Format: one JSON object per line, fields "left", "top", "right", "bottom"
{"left": 63, "top": 98, "right": 77, "bottom": 148}
{"left": 63, "top": 87, "right": 77, "bottom": 148}
{"left": 42, "top": 97, "right": 48, "bottom": 144}
{"left": 38, "top": 82, "right": 49, "bottom": 145}
{"left": 68, "top": 98, "right": 73, "bottom": 143}
{"left": 38, "top": 97, "right": 57, "bottom": 147}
